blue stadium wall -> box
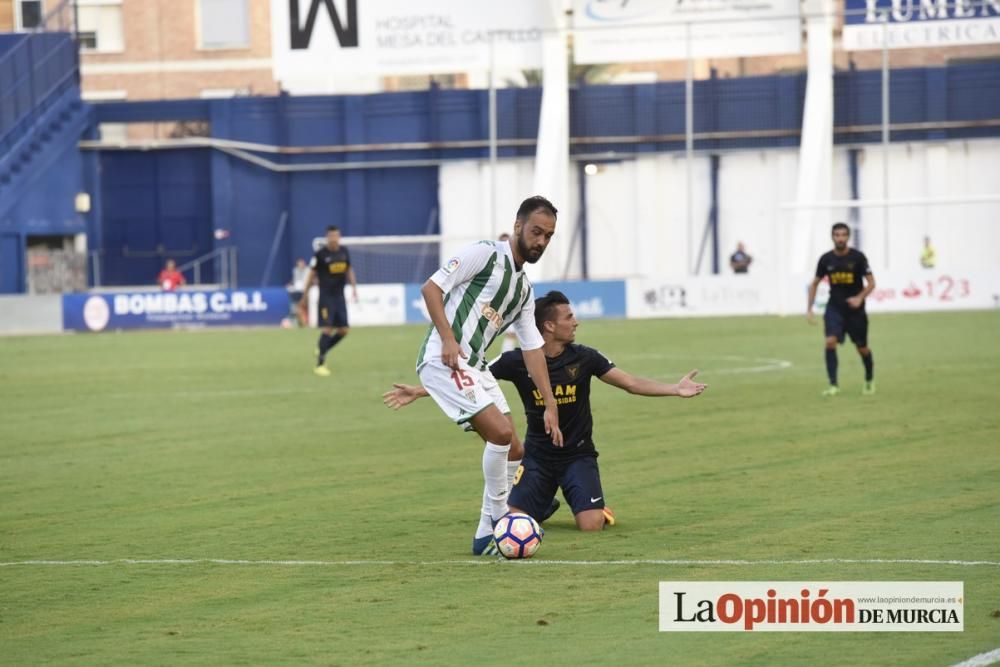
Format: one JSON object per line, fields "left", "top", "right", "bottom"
{"left": 0, "top": 32, "right": 85, "bottom": 293}
{"left": 0, "top": 138, "right": 87, "bottom": 291}
{"left": 75, "top": 60, "right": 1000, "bottom": 289}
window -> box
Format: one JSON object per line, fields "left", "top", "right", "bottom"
{"left": 78, "top": 32, "right": 98, "bottom": 49}
{"left": 77, "top": 1, "right": 124, "bottom": 52}
{"left": 199, "top": 0, "right": 250, "bottom": 49}
{"left": 17, "top": 0, "right": 44, "bottom": 30}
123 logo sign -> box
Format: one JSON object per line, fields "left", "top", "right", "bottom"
{"left": 659, "top": 582, "right": 963, "bottom": 632}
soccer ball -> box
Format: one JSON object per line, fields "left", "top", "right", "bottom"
{"left": 493, "top": 512, "right": 543, "bottom": 559}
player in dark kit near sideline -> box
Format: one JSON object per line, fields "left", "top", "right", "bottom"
{"left": 384, "top": 291, "right": 707, "bottom": 538}
{"left": 299, "top": 225, "right": 358, "bottom": 376}
{"left": 807, "top": 223, "right": 876, "bottom": 396}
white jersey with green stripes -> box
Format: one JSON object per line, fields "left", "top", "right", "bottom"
{"left": 417, "top": 240, "right": 543, "bottom": 371}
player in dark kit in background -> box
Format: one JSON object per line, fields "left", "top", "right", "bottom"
{"left": 383, "top": 291, "right": 707, "bottom": 536}
{"left": 299, "top": 225, "right": 358, "bottom": 377}
{"left": 807, "top": 223, "right": 876, "bottom": 396}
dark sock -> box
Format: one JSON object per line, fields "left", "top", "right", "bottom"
{"left": 328, "top": 333, "right": 344, "bottom": 350}
{"left": 825, "top": 348, "right": 838, "bottom": 386}
{"left": 862, "top": 351, "right": 874, "bottom": 382}
{"left": 317, "top": 333, "right": 333, "bottom": 365}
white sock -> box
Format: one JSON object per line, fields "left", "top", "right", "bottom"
{"left": 482, "top": 442, "right": 511, "bottom": 522}
{"left": 475, "top": 491, "right": 493, "bottom": 539}
{"left": 506, "top": 459, "right": 521, "bottom": 488}
{"left": 475, "top": 458, "right": 522, "bottom": 540}
{"left": 501, "top": 336, "right": 516, "bottom": 353}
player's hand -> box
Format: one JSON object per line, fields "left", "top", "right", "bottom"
{"left": 382, "top": 383, "right": 421, "bottom": 410}
{"left": 676, "top": 369, "right": 707, "bottom": 398}
{"left": 846, "top": 295, "right": 863, "bottom": 309}
{"left": 806, "top": 312, "right": 816, "bottom": 325}
{"left": 543, "top": 405, "right": 563, "bottom": 447}
{"left": 440, "top": 338, "right": 466, "bottom": 371}
{"left": 351, "top": 289, "right": 359, "bottom": 303}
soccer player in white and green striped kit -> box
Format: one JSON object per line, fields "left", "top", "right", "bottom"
{"left": 417, "top": 195, "right": 564, "bottom": 554}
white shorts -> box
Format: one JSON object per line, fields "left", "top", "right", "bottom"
{"left": 418, "top": 359, "right": 510, "bottom": 428}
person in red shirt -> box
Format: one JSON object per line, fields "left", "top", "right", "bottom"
{"left": 157, "top": 259, "right": 186, "bottom": 292}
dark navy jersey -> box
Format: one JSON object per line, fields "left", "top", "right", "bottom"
{"left": 816, "top": 248, "right": 871, "bottom": 310}
{"left": 490, "top": 344, "right": 615, "bottom": 461}
{"left": 311, "top": 246, "right": 351, "bottom": 295}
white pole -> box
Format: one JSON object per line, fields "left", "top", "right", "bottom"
{"left": 685, "top": 22, "right": 694, "bottom": 276}
{"left": 881, "top": 21, "right": 890, "bottom": 269}
{"left": 489, "top": 35, "right": 498, "bottom": 239}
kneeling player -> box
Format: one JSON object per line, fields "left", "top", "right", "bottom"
{"left": 384, "top": 290, "right": 707, "bottom": 534}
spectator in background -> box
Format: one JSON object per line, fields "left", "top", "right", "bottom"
{"left": 157, "top": 259, "right": 185, "bottom": 292}
{"left": 288, "top": 258, "right": 309, "bottom": 325}
{"left": 921, "top": 236, "right": 937, "bottom": 269}
{"left": 285, "top": 257, "right": 309, "bottom": 303}
{"left": 730, "top": 242, "right": 753, "bottom": 274}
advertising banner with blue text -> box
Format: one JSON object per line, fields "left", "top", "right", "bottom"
{"left": 843, "top": 0, "right": 1000, "bottom": 50}
{"left": 572, "top": 0, "right": 801, "bottom": 62}
{"left": 63, "top": 289, "right": 290, "bottom": 332}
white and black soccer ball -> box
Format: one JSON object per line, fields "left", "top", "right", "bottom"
{"left": 493, "top": 512, "right": 542, "bottom": 559}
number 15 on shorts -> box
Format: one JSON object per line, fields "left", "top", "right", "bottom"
{"left": 450, "top": 369, "right": 475, "bottom": 391}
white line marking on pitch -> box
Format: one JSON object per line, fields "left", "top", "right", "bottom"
{"left": 1, "top": 558, "right": 997, "bottom": 568}
{"left": 950, "top": 649, "right": 1000, "bottom": 667}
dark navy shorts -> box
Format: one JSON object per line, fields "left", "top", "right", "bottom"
{"left": 508, "top": 453, "right": 605, "bottom": 521}
{"left": 318, "top": 293, "right": 349, "bottom": 328}
{"left": 824, "top": 305, "right": 868, "bottom": 347}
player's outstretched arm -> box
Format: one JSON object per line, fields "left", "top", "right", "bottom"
{"left": 599, "top": 368, "right": 707, "bottom": 398}
{"left": 382, "top": 383, "right": 429, "bottom": 410}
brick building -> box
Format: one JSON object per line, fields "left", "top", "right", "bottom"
{"left": 78, "top": 0, "right": 277, "bottom": 101}
{"left": 1, "top": 0, "right": 997, "bottom": 99}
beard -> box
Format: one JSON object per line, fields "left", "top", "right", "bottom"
{"left": 517, "top": 233, "right": 545, "bottom": 264}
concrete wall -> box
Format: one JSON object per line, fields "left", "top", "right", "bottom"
{"left": 565, "top": 138, "right": 1000, "bottom": 280}
{"left": 0, "top": 295, "right": 62, "bottom": 335}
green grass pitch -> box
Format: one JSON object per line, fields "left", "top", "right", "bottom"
{"left": 1, "top": 311, "right": 998, "bottom": 665}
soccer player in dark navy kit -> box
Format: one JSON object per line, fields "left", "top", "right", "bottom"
{"left": 383, "top": 291, "right": 707, "bottom": 535}
{"left": 299, "top": 225, "right": 358, "bottom": 376}
{"left": 807, "top": 222, "right": 876, "bottom": 396}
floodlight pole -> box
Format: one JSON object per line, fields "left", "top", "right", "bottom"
{"left": 685, "top": 22, "right": 694, "bottom": 276}
{"left": 489, "top": 35, "right": 498, "bottom": 239}
{"left": 881, "top": 21, "right": 890, "bottom": 269}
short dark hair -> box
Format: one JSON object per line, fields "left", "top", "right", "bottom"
{"left": 832, "top": 222, "right": 850, "bottom": 235}
{"left": 516, "top": 195, "right": 558, "bottom": 222}
{"left": 326, "top": 225, "right": 340, "bottom": 234}
{"left": 534, "top": 290, "right": 570, "bottom": 331}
